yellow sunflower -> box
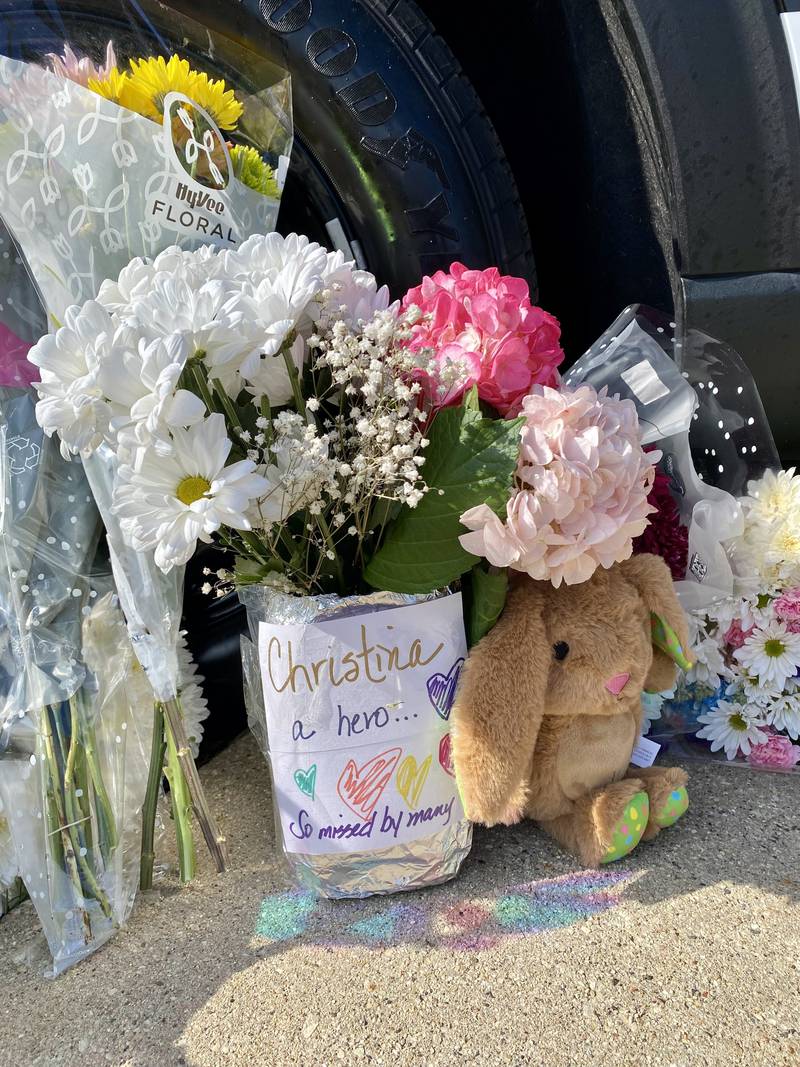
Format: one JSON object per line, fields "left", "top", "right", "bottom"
{"left": 124, "top": 55, "right": 201, "bottom": 122}
{"left": 187, "top": 71, "right": 243, "bottom": 131}
{"left": 87, "top": 66, "right": 132, "bottom": 107}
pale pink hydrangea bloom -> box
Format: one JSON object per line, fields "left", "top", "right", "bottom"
{"left": 459, "top": 384, "right": 658, "bottom": 587}
{"left": 747, "top": 730, "right": 800, "bottom": 769}
{"left": 400, "top": 262, "right": 563, "bottom": 415}
{"left": 774, "top": 587, "right": 800, "bottom": 634}
{"left": 45, "top": 41, "right": 117, "bottom": 88}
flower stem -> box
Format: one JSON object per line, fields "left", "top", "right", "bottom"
{"left": 190, "top": 362, "right": 219, "bottom": 416}
{"left": 140, "top": 702, "right": 166, "bottom": 891}
{"left": 317, "top": 512, "right": 346, "bottom": 594}
{"left": 281, "top": 342, "right": 306, "bottom": 417}
{"left": 63, "top": 700, "right": 113, "bottom": 920}
{"left": 75, "top": 692, "right": 117, "bottom": 866}
{"left": 163, "top": 713, "right": 195, "bottom": 884}
{"left": 40, "top": 706, "right": 92, "bottom": 943}
{"left": 162, "top": 697, "right": 228, "bottom": 875}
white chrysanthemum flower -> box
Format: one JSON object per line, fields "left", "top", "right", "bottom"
{"left": 321, "top": 249, "right": 395, "bottom": 326}
{"left": 222, "top": 231, "right": 328, "bottom": 284}
{"left": 177, "top": 632, "right": 209, "bottom": 759}
{"left": 113, "top": 414, "right": 270, "bottom": 572}
{"left": 120, "top": 275, "right": 249, "bottom": 365}
{"left": 27, "top": 300, "right": 121, "bottom": 457}
{"left": 696, "top": 699, "right": 769, "bottom": 760}
{"left": 96, "top": 255, "right": 157, "bottom": 313}
{"left": 734, "top": 620, "right": 800, "bottom": 687}
{"left": 733, "top": 673, "right": 784, "bottom": 709}
{"left": 218, "top": 261, "right": 326, "bottom": 399}
{"left": 732, "top": 468, "right": 800, "bottom": 587}
{"left": 96, "top": 244, "right": 220, "bottom": 312}
{"left": 765, "top": 679, "right": 800, "bottom": 739}
{"left": 745, "top": 467, "right": 800, "bottom": 525}
{"left": 111, "top": 335, "right": 206, "bottom": 455}
{"left": 768, "top": 519, "right": 800, "bottom": 585}
{"left": 686, "top": 629, "right": 731, "bottom": 687}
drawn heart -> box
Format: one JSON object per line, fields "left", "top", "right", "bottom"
{"left": 438, "top": 733, "right": 455, "bottom": 777}
{"left": 396, "top": 754, "right": 432, "bottom": 807}
{"left": 426, "top": 657, "right": 464, "bottom": 720}
{"left": 337, "top": 747, "right": 402, "bottom": 820}
{"left": 293, "top": 764, "right": 317, "bottom": 800}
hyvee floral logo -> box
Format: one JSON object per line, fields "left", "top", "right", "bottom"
{"left": 145, "top": 91, "right": 239, "bottom": 246}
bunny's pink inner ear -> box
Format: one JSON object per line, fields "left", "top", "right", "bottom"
{"left": 651, "top": 612, "right": 693, "bottom": 672}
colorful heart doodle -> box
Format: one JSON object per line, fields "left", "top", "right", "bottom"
{"left": 438, "top": 733, "right": 455, "bottom": 777}
{"left": 426, "top": 657, "right": 464, "bottom": 720}
{"left": 396, "top": 754, "right": 432, "bottom": 806}
{"left": 293, "top": 764, "right": 317, "bottom": 800}
{"left": 336, "top": 747, "right": 402, "bottom": 820}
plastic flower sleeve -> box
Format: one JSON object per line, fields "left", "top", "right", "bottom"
{"left": 0, "top": 8, "right": 293, "bottom": 891}
{"left": 566, "top": 305, "right": 797, "bottom": 771}
{"left": 0, "top": 387, "right": 153, "bottom": 970}
{"left": 563, "top": 304, "right": 780, "bottom": 611}
{"left": 0, "top": 4, "right": 292, "bottom": 312}
{"left": 81, "top": 446, "right": 228, "bottom": 880}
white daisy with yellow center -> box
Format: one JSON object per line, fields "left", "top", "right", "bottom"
{"left": 734, "top": 620, "right": 800, "bottom": 688}
{"left": 113, "top": 413, "right": 269, "bottom": 572}
{"left": 696, "top": 699, "right": 768, "bottom": 761}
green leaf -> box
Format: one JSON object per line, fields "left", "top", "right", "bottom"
{"left": 363, "top": 402, "right": 522, "bottom": 593}
{"left": 465, "top": 564, "right": 509, "bottom": 647}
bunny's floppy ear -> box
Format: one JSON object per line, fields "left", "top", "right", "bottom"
{"left": 452, "top": 579, "right": 549, "bottom": 826}
{"left": 619, "top": 554, "right": 692, "bottom": 692}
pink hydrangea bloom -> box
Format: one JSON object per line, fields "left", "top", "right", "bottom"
{"left": 774, "top": 587, "right": 800, "bottom": 634}
{"left": 747, "top": 731, "right": 800, "bottom": 769}
{"left": 45, "top": 41, "right": 117, "bottom": 88}
{"left": 459, "top": 384, "right": 658, "bottom": 587}
{"left": 723, "top": 619, "right": 753, "bottom": 650}
{"left": 400, "top": 262, "right": 563, "bottom": 415}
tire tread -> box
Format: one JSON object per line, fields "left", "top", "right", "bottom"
{"left": 367, "top": 0, "right": 537, "bottom": 289}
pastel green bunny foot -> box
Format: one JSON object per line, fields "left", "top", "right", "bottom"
{"left": 652, "top": 786, "right": 689, "bottom": 829}
{"left": 601, "top": 791, "right": 649, "bottom": 864}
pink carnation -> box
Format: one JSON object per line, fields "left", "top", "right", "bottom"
{"left": 747, "top": 731, "right": 800, "bottom": 770}
{"left": 774, "top": 587, "right": 800, "bottom": 634}
{"left": 723, "top": 619, "right": 753, "bottom": 650}
{"left": 459, "top": 384, "right": 658, "bottom": 587}
{"left": 401, "top": 262, "right": 563, "bottom": 415}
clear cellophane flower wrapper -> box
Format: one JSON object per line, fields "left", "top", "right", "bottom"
{"left": 0, "top": 6, "right": 293, "bottom": 895}
{"left": 0, "top": 385, "right": 153, "bottom": 972}
{"left": 566, "top": 305, "right": 799, "bottom": 770}
{"left": 239, "top": 586, "right": 473, "bottom": 899}
{"left": 0, "top": 5, "right": 292, "bottom": 308}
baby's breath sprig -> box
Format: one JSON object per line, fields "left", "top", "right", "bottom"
{"left": 227, "top": 304, "right": 438, "bottom": 595}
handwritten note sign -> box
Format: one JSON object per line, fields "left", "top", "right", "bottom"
{"left": 257, "top": 594, "right": 467, "bottom": 855}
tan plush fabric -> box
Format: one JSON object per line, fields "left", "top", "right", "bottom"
{"left": 452, "top": 554, "right": 690, "bottom": 865}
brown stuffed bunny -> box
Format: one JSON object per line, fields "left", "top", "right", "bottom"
{"left": 452, "top": 554, "right": 691, "bottom": 866}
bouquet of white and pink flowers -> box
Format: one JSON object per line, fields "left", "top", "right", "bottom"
{"left": 27, "top": 243, "right": 664, "bottom": 896}
{"left": 651, "top": 469, "right": 800, "bottom": 769}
